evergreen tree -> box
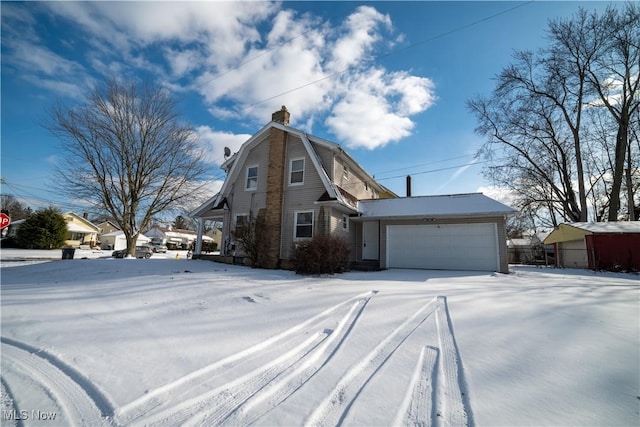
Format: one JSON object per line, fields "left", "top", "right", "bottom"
{"left": 16, "top": 208, "right": 67, "bottom": 249}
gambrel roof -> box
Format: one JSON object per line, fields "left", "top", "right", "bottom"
{"left": 191, "top": 121, "right": 394, "bottom": 218}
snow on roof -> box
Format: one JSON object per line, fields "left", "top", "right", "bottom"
{"left": 101, "top": 230, "right": 150, "bottom": 240}
{"left": 566, "top": 221, "right": 640, "bottom": 234}
{"left": 66, "top": 221, "right": 98, "bottom": 233}
{"left": 357, "top": 193, "right": 516, "bottom": 219}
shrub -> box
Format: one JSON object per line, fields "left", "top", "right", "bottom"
{"left": 0, "top": 236, "right": 20, "bottom": 248}
{"left": 16, "top": 207, "right": 67, "bottom": 249}
{"left": 232, "top": 211, "right": 268, "bottom": 268}
{"left": 293, "top": 234, "right": 350, "bottom": 275}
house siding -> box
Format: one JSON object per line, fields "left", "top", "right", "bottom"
{"left": 280, "top": 135, "right": 328, "bottom": 259}
{"left": 334, "top": 157, "right": 378, "bottom": 200}
{"left": 329, "top": 209, "right": 357, "bottom": 262}
{"left": 229, "top": 137, "right": 269, "bottom": 219}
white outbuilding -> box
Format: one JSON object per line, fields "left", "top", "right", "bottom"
{"left": 100, "top": 231, "right": 151, "bottom": 251}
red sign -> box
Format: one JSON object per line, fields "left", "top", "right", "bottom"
{"left": 0, "top": 213, "right": 11, "bottom": 230}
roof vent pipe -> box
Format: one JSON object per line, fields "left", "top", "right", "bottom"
{"left": 406, "top": 175, "right": 412, "bottom": 197}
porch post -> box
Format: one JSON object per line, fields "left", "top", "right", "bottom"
{"left": 195, "top": 218, "right": 203, "bottom": 255}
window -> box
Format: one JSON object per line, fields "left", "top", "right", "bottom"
{"left": 343, "top": 165, "right": 350, "bottom": 180}
{"left": 235, "top": 214, "right": 249, "bottom": 233}
{"left": 342, "top": 214, "right": 349, "bottom": 231}
{"left": 289, "top": 158, "right": 305, "bottom": 185}
{"left": 294, "top": 211, "right": 313, "bottom": 239}
{"left": 246, "top": 166, "right": 258, "bottom": 190}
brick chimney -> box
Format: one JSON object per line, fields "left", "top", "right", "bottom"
{"left": 262, "top": 109, "right": 289, "bottom": 268}
{"left": 271, "top": 105, "right": 290, "bottom": 126}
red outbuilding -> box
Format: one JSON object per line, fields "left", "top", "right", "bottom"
{"left": 544, "top": 222, "right": 640, "bottom": 271}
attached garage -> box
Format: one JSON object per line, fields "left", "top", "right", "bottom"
{"left": 356, "top": 194, "right": 516, "bottom": 273}
{"left": 387, "top": 223, "right": 498, "bottom": 271}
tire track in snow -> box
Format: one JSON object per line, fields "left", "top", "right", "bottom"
{"left": 394, "top": 345, "right": 439, "bottom": 427}
{"left": 1, "top": 376, "right": 22, "bottom": 427}
{"left": 0, "top": 338, "right": 113, "bottom": 426}
{"left": 306, "top": 296, "right": 440, "bottom": 427}
{"left": 435, "top": 297, "right": 471, "bottom": 427}
{"left": 116, "top": 290, "right": 377, "bottom": 425}
{"left": 201, "top": 295, "right": 372, "bottom": 426}
{"left": 136, "top": 331, "right": 329, "bottom": 426}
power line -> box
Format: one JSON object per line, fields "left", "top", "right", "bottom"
{"left": 371, "top": 153, "right": 477, "bottom": 177}
{"left": 243, "top": 1, "right": 535, "bottom": 110}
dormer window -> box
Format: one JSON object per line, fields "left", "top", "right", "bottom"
{"left": 289, "top": 158, "right": 305, "bottom": 185}
{"left": 246, "top": 166, "right": 258, "bottom": 190}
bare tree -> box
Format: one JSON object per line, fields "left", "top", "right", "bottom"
{"left": 468, "top": 67, "right": 586, "bottom": 224}
{"left": 469, "top": 3, "right": 639, "bottom": 226}
{"left": 584, "top": 3, "right": 640, "bottom": 220}
{"left": 0, "top": 194, "right": 33, "bottom": 220}
{"left": 48, "top": 79, "right": 208, "bottom": 257}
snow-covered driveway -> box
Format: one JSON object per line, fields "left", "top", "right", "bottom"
{"left": 1, "top": 255, "right": 638, "bottom": 426}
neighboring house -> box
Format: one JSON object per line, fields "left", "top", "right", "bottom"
{"left": 97, "top": 220, "right": 121, "bottom": 235}
{"left": 62, "top": 212, "right": 101, "bottom": 248}
{"left": 96, "top": 220, "right": 121, "bottom": 247}
{"left": 191, "top": 106, "right": 515, "bottom": 273}
{"left": 100, "top": 230, "right": 150, "bottom": 251}
{"left": 544, "top": 222, "right": 640, "bottom": 270}
{"left": 507, "top": 232, "right": 548, "bottom": 264}
{"left": 9, "top": 212, "right": 101, "bottom": 248}
{"left": 145, "top": 225, "right": 214, "bottom": 249}
{"left": 206, "top": 226, "right": 223, "bottom": 252}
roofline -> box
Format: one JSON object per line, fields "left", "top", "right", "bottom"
{"left": 63, "top": 212, "right": 101, "bottom": 231}
{"left": 358, "top": 192, "right": 484, "bottom": 203}
{"left": 351, "top": 212, "right": 513, "bottom": 221}
{"left": 189, "top": 192, "right": 221, "bottom": 217}
{"left": 305, "top": 133, "right": 396, "bottom": 197}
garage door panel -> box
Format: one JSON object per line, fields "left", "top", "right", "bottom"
{"left": 387, "top": 223, "right": 498, "bottom": 271}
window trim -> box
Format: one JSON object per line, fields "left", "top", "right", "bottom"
{"left": 294, "top": 210, "right": 314, "bottom": 240}
{"left": 245, "top": 165, "right": 258, "bottom": 191}
{"left": 289, "top": 157, "right": 305, "bottom": 186}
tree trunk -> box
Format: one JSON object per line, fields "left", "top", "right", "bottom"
{"left": 126, "top": 233, "right": 137, "bottom": 257}
{"left": 607, "top": 121, "right": 628, "bottom": 221}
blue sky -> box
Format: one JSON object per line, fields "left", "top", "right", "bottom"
{"left": 1, "top": 1, "right": 614, "bottom": 214}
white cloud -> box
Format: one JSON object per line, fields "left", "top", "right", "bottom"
{"left": 328, "top": 6, "right": 392, "bottom": 72}
{"left": 9, "top": 2, "right": 437, "bottom": 150}
{"left": 477, "top": 185, "right": 516, "bottom": 206}
{"left": 326, "top": 69, "right": 435, "bottom": 149}
{"left": 195, "top": 126, "right": 251, "bottom": 165}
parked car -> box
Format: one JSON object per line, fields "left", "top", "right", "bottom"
{"left": 149, "top": 242, "right": 168, "bottom": 253}
{"left": 112, "top": 245, "right": 153, "bottom": 259}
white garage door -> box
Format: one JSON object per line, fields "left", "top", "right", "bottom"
{"left": 387, "top": 223, "right": 498, "bottom": 271}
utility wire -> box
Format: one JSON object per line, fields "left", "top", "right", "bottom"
{"left": 243, "top": 1, "right": 535, "bottom": 110}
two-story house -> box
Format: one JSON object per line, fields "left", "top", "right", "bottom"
{"left": 191, "top": 106, "right": 515, "bottom": 273}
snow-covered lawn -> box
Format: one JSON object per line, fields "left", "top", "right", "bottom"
{"left": 1, "top": 251, "right": 638, "bottom": 426}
